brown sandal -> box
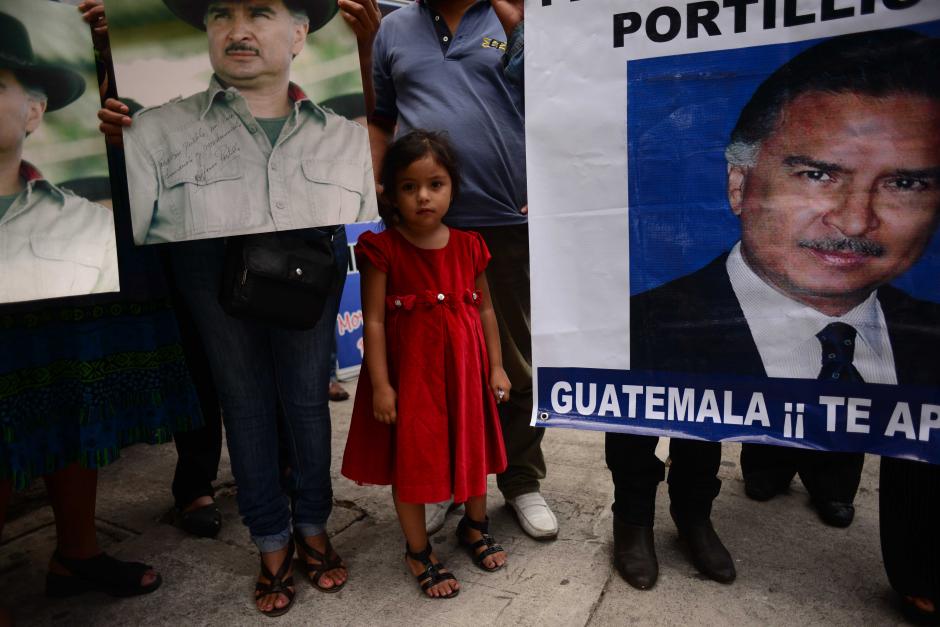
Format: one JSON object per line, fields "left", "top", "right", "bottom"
{"left": 254, "top": 550, "right": 295, "bottom": 618}
{"left": 294, "top": 530, "right": 347, "bottom": 593}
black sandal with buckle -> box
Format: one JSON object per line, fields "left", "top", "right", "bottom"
{"left": 457, "top": 515, "right": 506, "bottom": 572}
{"left": 254, "top": 550, "right": 296, "bottom": 618}
{"left": 178, "top": 502, "right": 222, "bottom": 539}
{"left": 405, "top": 541, "right": 459, "bottom": 599}
{"left": 898, "top": 594, "right": 940, "bottom": 625}
{"left": 45, "top": 551, "right": 163, "bottom": 598}
{"left": 293, "top": 530, "right": 347, "bottom": 593}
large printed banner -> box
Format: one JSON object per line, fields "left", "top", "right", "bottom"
{"left": 334, "top": 222, "right": 381, "bottom": 380}
{"left": 527, "top": 1, "right": 940, "bottom": 463}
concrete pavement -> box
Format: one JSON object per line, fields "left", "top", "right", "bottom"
{"left": 1, "top": 377, "right": 909, "bottom": 626}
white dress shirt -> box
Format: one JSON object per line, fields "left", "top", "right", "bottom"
{"left": 725, "top": 242, "right": 897, "bottom": 384}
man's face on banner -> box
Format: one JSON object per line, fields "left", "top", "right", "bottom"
{"left": 205, "top": 0, "right": 308, "bottom": 87}
{"left": 728, "top": 91, "right": 940, "bottom": 313}
{"left": 0, "top": 70, "right": 44, "bottom": 152}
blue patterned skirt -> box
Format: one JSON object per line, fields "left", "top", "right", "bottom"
{"left": 0, "top": 299, "right": 202, "bottom": 490}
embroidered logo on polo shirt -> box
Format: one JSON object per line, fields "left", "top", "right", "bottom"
{"left": 482, "top": 37, "right": 507, "bottom": 51}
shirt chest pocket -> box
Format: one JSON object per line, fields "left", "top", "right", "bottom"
{"left": 162, "top": 156, "right": 255, "bottom": 238}
{"left": 301, "top": 159, "right": 364, "bottom": 225}
{"left": 29, "top": 236, "right": 103, "bottom": 299}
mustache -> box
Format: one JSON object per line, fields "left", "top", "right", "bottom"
{"left": 225, "top": 42, "right": 260, "bottom": 55}
{"left": 798, "top": 237, "right": 885, "bottom": 257}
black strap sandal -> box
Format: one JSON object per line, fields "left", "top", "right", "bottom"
{"left": 293, "top": 530, "right": 347, "bottom": 593}
{"left": 457, "top": 515, "right": 507, "bottom": 572}
{"left": 898, "top": 594, "right": 939, "bottom": 626}
{"left": 178, "top": 502, "right": 222, "bottom": 539}
{"left": 254, "top": 551, "right": 296, "bottom": 618}
{"left": 45, "top": 551, "right": 163, "bottom": 598}
{"left": 405, "top": 541, "right": 459, "bottom": 599}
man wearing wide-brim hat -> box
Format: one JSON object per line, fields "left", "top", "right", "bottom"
{"left": 97, "top": 0, "right": 380, "bottom": 617}
{"left": 0, "top": 11, "right": 118, "bottom": 304}
{"left": 113, "top": 0, "right": 377, "bottom": 246}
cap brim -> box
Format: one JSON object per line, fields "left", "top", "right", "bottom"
{"left": 12, "top": 63, "right": 85, "bottom": 112}
{"left": 164, "top": 0, "right": 338, "bottom": 34}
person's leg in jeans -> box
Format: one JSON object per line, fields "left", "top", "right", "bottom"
{"left": 167, "top": 239, "right": 293, "bottom": 613}
{"left": 286, "top": 229, "right": 348, "bottom": 591}
{"left": 328, "top": 339, "right": 350, "bottom": 401}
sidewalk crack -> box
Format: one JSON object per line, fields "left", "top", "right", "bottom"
{"left": 584, "top": 567, "right": 614, "bottom": 626}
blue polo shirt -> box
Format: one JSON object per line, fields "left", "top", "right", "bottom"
{"left": 373, "top": 0, "right": 527, "bottom": 228}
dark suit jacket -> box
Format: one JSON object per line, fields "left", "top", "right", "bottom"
{"left": 630, "top": 253, "right": 940, "bottom": 388}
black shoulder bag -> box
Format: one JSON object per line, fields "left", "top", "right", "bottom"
{"left": 219, "top": 230, "right": 336, "bottom": 330}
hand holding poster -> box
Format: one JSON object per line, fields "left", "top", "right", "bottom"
{"left": 527, "top": 0, "right": 940, "bottom": 464}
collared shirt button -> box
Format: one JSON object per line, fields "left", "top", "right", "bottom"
{"left": 276, "top": 201, "right": 285, "bottom": 209}
{"left": 224, "top": 92, "right": 235, "bottom": 101}
{"left": 434, "top": 15, "right": 440, "bottom": 21}
{"left": 248, "top": 125, "right": 258, "bottom": 134}
{"left": 195, "top": 173, "right": 205, "bottom": 183}
{"left": 394, "top": 299, "right": 402, "bottom": 307}
{"left": 472, "top": 293, "right": 477, "bottom": 300}
{"left": 437, "top": 293, "right": 445, "bottom": 301}
{"left": 442, "top": 35, "right": 449, "bottom": 42}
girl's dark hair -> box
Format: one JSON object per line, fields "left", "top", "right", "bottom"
{"left": 379, "top": 130, "right": 461, "bottom": 224}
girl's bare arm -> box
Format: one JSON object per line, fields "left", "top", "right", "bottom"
{"left": 476, "top": 273, "right": 511, "bottom": 403}
{"left": 361, "top": 261, "right": 397, "bottom": 423}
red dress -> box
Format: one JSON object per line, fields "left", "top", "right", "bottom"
{"left": 341, "top": 227, "right": 507, "bottom": 504}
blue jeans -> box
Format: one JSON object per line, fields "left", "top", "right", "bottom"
{"left": 167, "top": 229, "right": 347, "bottom": 553}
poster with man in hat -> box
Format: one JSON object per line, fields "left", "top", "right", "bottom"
{"left": 100, "top": 0, "right": 379, "bottom": 245}
{"left": 0, "top": 1, "right": 119, "bottom": 304}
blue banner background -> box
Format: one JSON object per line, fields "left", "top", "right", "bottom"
{"left": 334, "top": 222, "right": 383, "bottom": 375}
{"left": 537, "top": 367, "right": 940, "bottom": 464}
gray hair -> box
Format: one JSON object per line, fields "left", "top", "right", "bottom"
{"left": 23, "top": 84, "right": 47, "bottom": 104}
{"left": 724, "top": 140, "right": 760, "bottom": 168}
{"left": 20, "top": 82, "right": 46, "bottom": 137}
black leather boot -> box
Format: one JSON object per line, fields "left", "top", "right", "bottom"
{"left": 612, "top": 516, "right": 658, "bottom": 590}
{"left": 670, "top": 506, "right": 736, "bottom": 584}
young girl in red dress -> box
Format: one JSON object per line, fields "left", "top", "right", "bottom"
{"left": 342, "top": 130, "right": 510, "bottom": 599}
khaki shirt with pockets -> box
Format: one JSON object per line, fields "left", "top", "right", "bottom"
{"left": 123, "top": 76, "right": 378, "bottom": 245}
{"left": 0, "top": 163, "right": 119, "bottom": 304}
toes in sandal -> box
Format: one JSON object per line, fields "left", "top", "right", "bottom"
{"left": 405, "top": 541, "right": 459, "bottom": 599}
{"left": 293, "top": 530, "right": 347, "bottom": 593}
{"left": 898, "top": 594, "right": 939, "bottom": 626}
{"left": 46, "top": 551, "right": 163, "bottom": 598}
{"left": 178, "top": 502, "right": 222, "bottom": 539}
{"left": 254, "top": 551, "right": 296, "bottom": 618}
{"left": 457, "top": 515, "right": 506, "bottom": 573}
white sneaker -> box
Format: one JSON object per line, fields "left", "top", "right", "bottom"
{"left": 506, "top": 492, "right": 559, "bottom": 540}
{"left": 425, "top": 498, "right": 457, "bottom": 535}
